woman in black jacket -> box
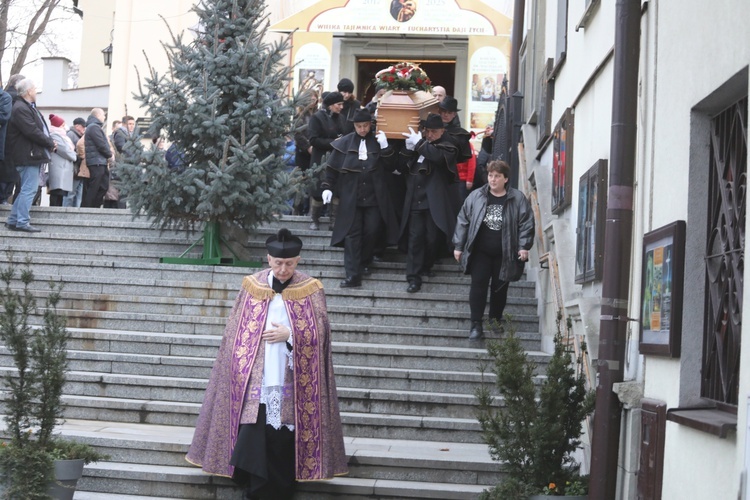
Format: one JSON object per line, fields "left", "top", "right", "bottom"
{"left": 307, "top": 92, "right": 344, "bottom": 230}
{"left": 452, "top": 160, "right": 535, "bottom": 340}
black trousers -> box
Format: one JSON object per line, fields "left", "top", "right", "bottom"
{"left": 231, "top": 404, "right": 296, "bottom": 500}
{"left": 82, "top": 165, "right": 109, "bottom": 208}
{"left": 469, "top": 249, "right": 509, "bottom": 323}
{"left": 344, "top": 205, "right": 382, "bottom": 278}
{"left": 406, "top": 209, "right": 439, "bottom": 285}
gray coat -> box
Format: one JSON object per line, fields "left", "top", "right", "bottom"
{"left": 452, "top": 185, "right": 535, "bottom": 281}
{"left": 48, "top": 129, "right": 76, "bottom": 192}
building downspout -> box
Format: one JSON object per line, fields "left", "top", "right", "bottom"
{"left": 508, "top": 0, "right": 525, "bottom": 95}
{"left": 589, "top": 0, "right": 641, "bottom": 498}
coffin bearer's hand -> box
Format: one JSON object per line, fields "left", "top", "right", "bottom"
{"left": 401, "top": 127, "right": 422, "bottom": 151}
{"left": 454, "top": 250, "right": 462, "bottom": 262}
{"left": 518, "top": 249, "right": 529, "bottom": 262}
{"left": 376, "top": 130, "right": 389, "bottom": 149}
{"left": 322, "top": 190, "right": 333, "bottom": 204}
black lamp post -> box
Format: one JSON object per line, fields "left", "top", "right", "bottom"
{"left": 101, "top": 43, "right": 113, "bottom": 68}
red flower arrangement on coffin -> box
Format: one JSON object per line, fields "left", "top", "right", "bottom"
{"left": 374, "top": 62, "right": 432, "bottom": 92}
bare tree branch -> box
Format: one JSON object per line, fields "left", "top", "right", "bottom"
{"left": 10, "top": 0, "right": 62, "bottom": 76}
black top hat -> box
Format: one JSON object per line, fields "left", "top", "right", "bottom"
{"left": 438, "top": 96, "right": 461, "bottom": 112}
{"left": 266, "top": 228, "right": 303, "bottom": 258}
{"left": 323, "top": 91, "right": 344, "bottom": 106}
{"left": 423, "top": 113, "right": 445, "bottom": 130}
{"left": 352, "top": 108, "right": 373, "bottom": 123}
{"left": 337, "top": 78, "right": 355, "bottom": 93}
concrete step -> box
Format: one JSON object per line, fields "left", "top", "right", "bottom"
{"left": 50, "top": 419, "right": 494, "bottom": 499}
{"left": 63, "top": 328, "right": 548, "bottom": 373}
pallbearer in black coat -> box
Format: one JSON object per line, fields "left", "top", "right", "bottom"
{"left": 322, "top": 109, "right": 399, "bottom": 288}
{"left": 398, "top": 113, "right": 461, "bottom": 293}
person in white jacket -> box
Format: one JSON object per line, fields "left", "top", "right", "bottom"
{"left": 47, "top": 114, "right": 76, "bottom": 206}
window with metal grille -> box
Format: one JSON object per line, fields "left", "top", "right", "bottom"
{"left": 701, "top": 97, "right": 747, "bottom": 406}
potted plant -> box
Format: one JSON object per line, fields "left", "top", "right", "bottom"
{"left": 475, "top": 313, "right": 595, "bottom": 499}
{"left": 0, "top": 255, "right": 105, "bottom": 499}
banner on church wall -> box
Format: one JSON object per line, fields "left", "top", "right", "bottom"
{"left": 291, "top": 32, "right": 333, "bottom": 94}
{"left": 272, "top": 0, "right": 510, "bottom": 36}
{"left": 466, "top": 36, "right": 509, "bottom": 132}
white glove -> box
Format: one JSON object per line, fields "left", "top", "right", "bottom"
{"left": 401, "top": 127, "right": 422, "bottom": 151}
{"left": 376, "top": 130, "right": 388, "bottom": 149}
{"left": 322, "top": 190, "right": 333, "bottom": 204}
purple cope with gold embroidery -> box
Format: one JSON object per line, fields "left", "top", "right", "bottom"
{"left": 186, "top": 269, "right": 348, "bottom": 481}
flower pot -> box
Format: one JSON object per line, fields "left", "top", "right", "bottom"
{"left": 376, "top": 90, "right": 439, "bottom": 139}
{"left": 47, "top": 458, "right": 85, "bottom": 500}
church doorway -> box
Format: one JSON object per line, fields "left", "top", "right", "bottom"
{"left": 356, "top": 58, "right": 456, "bottom": 107}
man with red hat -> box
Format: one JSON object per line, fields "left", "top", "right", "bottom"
{"left": 187, "top": 228, "right": 348, "bottom": 500}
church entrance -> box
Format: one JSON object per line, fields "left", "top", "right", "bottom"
{"left": 356, "top": 58, "right": 456, "bottom": 107}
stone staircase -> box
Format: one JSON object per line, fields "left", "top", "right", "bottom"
{"left": 0, "top": 206, "right": 545, "bottom": 500}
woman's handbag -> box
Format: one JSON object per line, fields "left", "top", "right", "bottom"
{"left": 77, "top": 160, "right": 90, "bottom": 179}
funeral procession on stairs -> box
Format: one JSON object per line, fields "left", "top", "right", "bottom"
{"left": 0, "top": 0, "right": 748, "bottom": 499}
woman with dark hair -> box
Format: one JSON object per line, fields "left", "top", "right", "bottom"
{"left": 452, "top": 160, "right": 535, "bottom": 341}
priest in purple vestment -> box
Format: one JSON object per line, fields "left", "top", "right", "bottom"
{"left": 186, "top": 228, "right": 348, "bottom": 499}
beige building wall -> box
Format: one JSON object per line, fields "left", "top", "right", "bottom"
{"left": 77, "top": 0, "right": 115, "bottom": 89}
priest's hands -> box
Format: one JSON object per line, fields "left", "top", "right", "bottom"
{"left": 322, "top": 190, "right": 333, "bottom": 204}
{"left": 402, "top": 127, "right": 422, "bottom": 151}
{"left": 263, "top": 322, "right": 291, "bottom": 343}
{"left": 376, "top": 130, "right": 389, "bottom": 149}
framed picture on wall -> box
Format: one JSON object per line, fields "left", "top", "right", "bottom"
{"left": 575, "top": 159, "right": 608, "bottom": 283}
{"left": 639, "top": 220, "right": 686, "bottom": 357}
{"left": 551, "top": 108, "right": 574, "bottom": 214}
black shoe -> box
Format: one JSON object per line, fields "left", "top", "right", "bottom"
{"left": 340, "top": 276, "right": 361, "bottom": 288}
{"left": 4, "top": 222, "right": 15, "bottom": 230}
{"left": 361, "top": 267, "right": 372, "bottom": 276}
{"left": 15, "top": 224, "right": 41, "bottom": 233}
{"left": 469, "top": 321, "right": 484, "bottom": 341}
{"left": 406, "top": 282, "right": 421, "bottom": 293}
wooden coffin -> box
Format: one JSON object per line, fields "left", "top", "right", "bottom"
{"left": 376, "top": 90, "right": 439, "bottom": 139}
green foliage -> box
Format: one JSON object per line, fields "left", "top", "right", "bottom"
{"left": 476, "top": 314, "right": 595, "bottom": 496}
{"left": 0, "top": 254, "right": 105, "bottom": 498}
{"left": 47, "top": 439, "right": 107, "bottom": 464}
{"left": 118, "top": 0, "right": 303, "bottom": 232}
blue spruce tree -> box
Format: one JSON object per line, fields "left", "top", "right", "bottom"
{"left": 119, "top": 0, "right": 300, "bottom": 264}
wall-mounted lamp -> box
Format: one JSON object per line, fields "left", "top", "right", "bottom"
{"left": 101, "top": 43, "right": 113, "bottom": 68}
{"left": 101, "top": 29, "right": 114, "bottom": 68}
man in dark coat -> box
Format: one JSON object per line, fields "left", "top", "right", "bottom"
{"left": 337, "top": 78, "right": 361, "bottom": 135}
{"left": 439, "top": 96, "right": 473, "bottom": 163}
{"left": 398, "top": 113, "right": 461, "bottom": 293}
{"left": 0, "top": 74, "right": 25, "bottom": 205}
{"left": 0, "top": 87, "right": 13, "bottom": 205}
{"left": 308, "top": 91, "right": 344, "bottom": 230}
{"left": 321, "top": 109, "right": 399, "bottom": 288}
{"left": 82, "top": 108, "right": 112, "bottom": 208}
{"left": 4, "top": 78, "right": 55, "bottom": 232}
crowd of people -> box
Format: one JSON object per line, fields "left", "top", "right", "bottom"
{"left": 295, "top": 77, "right": 535, "bottom": 340}
{"left": 0, "top": 74, "right": 133, "bottom": 231}
{"left": 0, "top": 72, "right": 535, "bottom": 340}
